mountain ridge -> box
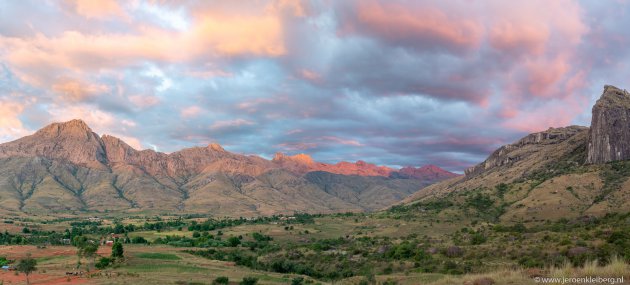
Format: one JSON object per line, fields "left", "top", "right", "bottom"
{"left": 0, "top": 120, "right": 456, "bottom": 216}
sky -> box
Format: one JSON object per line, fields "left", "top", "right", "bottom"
{"left": 1, "top": 0, "right": 630, "bottom": 173}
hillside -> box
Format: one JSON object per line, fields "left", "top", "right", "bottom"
{"left": 401, "top": 85, "right": 630, "bottom": 223}
{"left": 0, "top": 120, "right": 455, "bottom": 216}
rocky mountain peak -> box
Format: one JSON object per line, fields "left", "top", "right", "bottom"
{"left": 34, "top": 119, "right": 93, "bottom": 139}
{"left": 207, "top": 143, "right": 225, "bottom": 152}
{"left": 587, "top": 85, "right": 630, "bottom": 164}
{"left": 272, "top": 152, "right": 314, "bottom": 165}
{"left": 0, "top": 119, "right": 108, "bottom": 169}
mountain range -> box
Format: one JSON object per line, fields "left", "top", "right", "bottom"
{"left": 0, "top": 120, "right": 456, "bottom": 216}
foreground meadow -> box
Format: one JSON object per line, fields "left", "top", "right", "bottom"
{"left": 1, "top": 211, "right": 630, "bottom": 284}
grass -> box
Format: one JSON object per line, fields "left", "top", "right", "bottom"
{"left": 135, "top": 252, "right": 181, "bottom": 260}
{"left": 124, "top": 263, "right": 206, "bottom": 273}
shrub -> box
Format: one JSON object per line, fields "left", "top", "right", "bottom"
{"left": 228, "top": 236, "right": 241, "bottom": 247}
{"left": 240, "top": 276, "right": 258, "bottom": 285}
{"left": 212, "top": 276, "right": 229, "bottom": 285}
{"left": 291, "top": 277, "right": 305, "bottom": 285}
{"left": 131, "top": 236, "right": 147, "bottom": 244}
{"left": 470, "top": 233, "right": 487, "bottom": 245}
{"left": 95, "top": 257, "right": 113, "bottom": 269}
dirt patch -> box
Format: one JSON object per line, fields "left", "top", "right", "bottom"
{"left": 0, "top": 245, "right": 111, "bottom": 259}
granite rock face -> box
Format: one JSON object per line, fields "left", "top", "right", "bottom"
{"left": 587, "top": 85, "right": 630, "bottom": 164}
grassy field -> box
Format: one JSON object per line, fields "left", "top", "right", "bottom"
{"left": 1, "top": 244, "right": 628, "bottom": 284}
{"left": 1, "top": 209, "right": 630, "bottom": 285}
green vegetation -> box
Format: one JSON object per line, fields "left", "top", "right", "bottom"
{"left": 95, "top": 257, "right": 113, "bottom": 269}
{"left": 1, "top": 205, "right": 629, "bottom": 284}
{"left": 0, "top": 256, "right": 8, "bottom": 266}
{"left": 136, "top": 252, "right": 181, "bottom": 260}
{"left": 213, "top": 276, "right": 229, "bottom": 285}
{"left": 112, "top": 241, "right": 124, "bottom": 258}
{"left": 597, "top": 160, "right": 630, "bottom": 202}
{"left": 240, "top": 276, "right": 259, "bottom": 285}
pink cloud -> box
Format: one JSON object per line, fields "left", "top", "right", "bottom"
{"left": 52, "top": 78, "right": 110, "bottom": 102}
{"left": 68, "top": 0, "right": 127, "bottom": 20}
{"left": 286, "top": 129, "right": 303, "bottom": 135}
{"left": 210, "top": 119, "right": 255, "bottom": 130}
{"left": 181, "top": 106, "right": 203, "bottom": 118}
{"left": 320, "top": 136, "right": 364, "bottom": 146}
{"left": 237, "top": 97, "right": 281, "bottom": 113}
{"left": 340, "top": 0, "right": 483, "bottom": 52}
{"left": 299, "top": 69, "right": 321, "bottom": 82}
{"left": 502, "top": 96, "right": 589, "bottom": 132}
{"left": 0, "top": 99, "right": 29, "bottom": 142}
{"left": 276, "top": 142, "right": 318, "bottom": 151}
{"left": 489, "top": 21, "right": 549, "bottom": 55}
{"left": 523, "top": 57, "right": 570, "bottom": 97}
{"left": 129, "top": 95, "right": 160, "bottom": 108}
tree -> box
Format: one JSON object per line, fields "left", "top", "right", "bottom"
{"left": 73, "top": 236, "right": 88, "bottom": 270}
{"left": 111, "top": 241, "right": 124, "bottom": 259}
{"left": 17, "top": 253, "right": 37, "bottom": 285}
{"left": 240, "top": 277, "right": 258, "bottom": 285}
{"left": 79, "top": 242, "right": 99, "bottom": 271}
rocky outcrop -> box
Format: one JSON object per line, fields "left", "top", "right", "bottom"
{"left": 587, "top": 85, "right": 630, "bottom": 164}
{"left": 465, "top": 126, "right": 588, "bottom": 176}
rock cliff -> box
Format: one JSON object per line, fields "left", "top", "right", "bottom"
{"left": 587, "top": 85, "right": 630, "bottom": 164}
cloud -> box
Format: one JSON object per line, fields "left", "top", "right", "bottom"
{"left": 52, "top": 79, "right": 110, "bottom": 101}
{"left": 339, "top": 0, "right": 483, "bottom": 53}
{"left": 0, "top": 0, "right": 629, "bottom": 172}
{"left": 129, "top": 95, "right": 160, "bottom": 108}
{"left": 0, "top": 99, "right": 29, "bottom": 142}
{"left": 210, "top": 119, "right": 255, "bottom": 130}
{"left": 69, "top": 0, "right": 126, "bottom": 20}
{"left": 181, "top": 106, "right": 202, "bottom": 118}
{"left": 320, "top": 136, "right": 364, "bottom": 146}
{"left": 190, "top": 13, "right": 285, "bottom": 56}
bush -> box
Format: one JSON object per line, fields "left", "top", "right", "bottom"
{"left": 291, "top": 277, "right": 305, "bottom": 285}
{"left": 240, "top": 276, "right": 258, "bottom": 285}
{"left": 470, "top": 233, "right": 487, "bottom": 245}
{"left": 228, "top": 236, "right": 241, "bottom": 247}
{"left": 131, "top": 236, "right": 147, "bottom": 244}
{"left": 212, "top": 276, "right": 229, "bottom": 285}
{"left": 95, "top": 257, "right": 113, "bottom": 269}
{"left": 0, "top": 256, "right": 8, "bottom": 266}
